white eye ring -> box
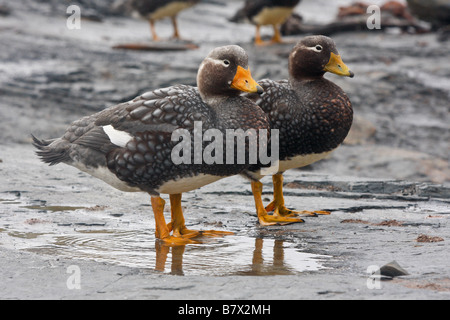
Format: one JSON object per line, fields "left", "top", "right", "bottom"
{"left": 223, "top": 60, "right": 231, "bottom": 67}
{"left": 311, "top": 45, "right": 323, "bottom": 53}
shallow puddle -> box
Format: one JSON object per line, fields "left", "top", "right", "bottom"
{"left": 24, "top": 231, "right": 329, "bottom": 276}
{"left": 0, "top": 192, "right": 90, "bottom": 212}
{"left": 3, "top": 225, "right": 330, "bottom": 276}
{"left": 21, "top": 205, "right": 88, "bottom": 212}
{"left": 0, "top": 191, "right": 330, "bottom": 276}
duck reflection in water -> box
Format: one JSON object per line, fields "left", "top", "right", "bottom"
{"left": 153, "top": 238, "right": 294, "bottom": 276}
{"left": 155, "top": 240, "right": 186, "bottom": 275}
{"left": 248, "top": 238, "right": 288, "bottom": 276}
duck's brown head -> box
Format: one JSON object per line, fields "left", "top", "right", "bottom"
{"left": 289, "top": 35, "right": 354, "bottom": 81}
{"left": 197, "top": 45, "right": 263, "bottom": 101}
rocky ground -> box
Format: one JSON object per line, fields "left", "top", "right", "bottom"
{"left": 0, "top": 0, "right": 449, "bottom": 301}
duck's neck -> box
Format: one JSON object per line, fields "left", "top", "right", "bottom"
{"left": 289, "top": 74, "right": 325, "bottom": 91}
{"left": 205, "top": 95, "right": 263, "bottom": 131}
{"left": 207, "top": 96, "right": 242, "bottom": 117}
{"left": 202, "top": 95, "right": 231, "bottom": 109}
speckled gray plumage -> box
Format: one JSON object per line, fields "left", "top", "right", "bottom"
{"left": 107, "top": 85, "right": 269, "bottom": 193}
{"left": 34, "top": 85, "right": 269, "bottom": 194}
{"left": 33, "top": 45, "right": 270, "bottom": 195}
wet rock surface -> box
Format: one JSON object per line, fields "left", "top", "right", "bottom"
{"left": 0, "top": 0, "right": 449, "bottom": 300}
{"left": 1, "top": 144, "right": 449, "bottom": 299}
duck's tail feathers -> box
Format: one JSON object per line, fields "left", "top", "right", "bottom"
{"left": 31, "top": 134, "right": 70, "bottom": 166}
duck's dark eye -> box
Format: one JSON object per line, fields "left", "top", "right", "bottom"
{"left": 223, "top": 60, "right": 231, "bottom": 67}
{"left": 315, "top": 45, "right": 323, "bottom": 52}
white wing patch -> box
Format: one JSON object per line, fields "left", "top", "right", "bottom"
{"left": 102, "top": 125, "right": 133, "bottom": 148}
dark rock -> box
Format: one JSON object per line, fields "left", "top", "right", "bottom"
{"left": 286, "top": 175, "right": 450, "bottom": 201}
{"left": 437, "top": 25, "right": 450, "bottom": 41}
{"left": 417, "top": 184, "right": 450, "bottom": 200}
{"left": 407, "top": 0, "right": 450, "bottom": 28}
{"left": 380, "top": 261, "right": 410, "bottom": 278}
{"left": 112, "top": 42, "right": 199, "bottom": 51}
{"left": 0, "top": 4, "right": 11, "bottom": 16}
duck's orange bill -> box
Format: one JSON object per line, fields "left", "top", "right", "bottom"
{"left": 324, "top": 52, "right": 355, "bottom": 78}
{"left": 231, "top": 66, "right": 264, "bottom": 94}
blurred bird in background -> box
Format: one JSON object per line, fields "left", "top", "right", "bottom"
{"left": 230, "top": 0, "right": 301, "bottom": 45}
{"left": 126, "top": 0, "right": 201, "bottom": 41}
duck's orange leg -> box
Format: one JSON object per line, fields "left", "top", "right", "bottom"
{"left": 270, "top": 24, "right": 284, "bottom": 44}
{"left": 251, "top": 180, "right": 305, "bottom": 226}
{"left": 168, "top": 194, "right": 200, "bottom": 238}
{"left": 150, "top": 195, "right": 197, "bottom": 245}
{"left": 265, "top": 174, "right": 331, "bottom": 217}
{"left": 168, "top": 194, "right": 234, "bottom": 239}
{"left": 149, "top": 19, "right": 160, "bottom": 42}
{"left": 255, "top": 25, "right": 267, "bottom": 46}
{"left": 171, "top": 16, "right": 181, "bottom": 40}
